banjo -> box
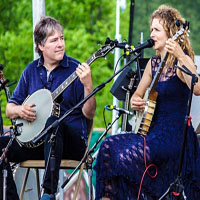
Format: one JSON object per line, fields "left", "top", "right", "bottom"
{"left": 134, "top": 21, "right": 189, "bottom": 136}
{"left": 16, "top": 41, "right": 116, "bottom": 148}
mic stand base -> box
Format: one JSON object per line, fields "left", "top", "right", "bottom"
{"left": 159, "top": 177, "right": 186, "bottom": 200}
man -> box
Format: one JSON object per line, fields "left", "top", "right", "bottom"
{"left": 0, "top": 16, "right": 96, "bottom": 200}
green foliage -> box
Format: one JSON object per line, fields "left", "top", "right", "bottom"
{"left": 132, "top": 0, "right": 200, "bottom": 57}
{"left": 0, "top": 0, "right": 33, "bottom": 125}
{"left": 0, "top": 0, "right": 200, "bottom": 128}
{"left": 45, "top": 0, "right": 119, "bottom": 128}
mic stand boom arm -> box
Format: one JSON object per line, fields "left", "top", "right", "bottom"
{"left": 33, "top": 53, "right": 141, "bottom": 144}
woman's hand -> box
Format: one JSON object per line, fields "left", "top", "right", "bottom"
{"left": 165, "top": 39, "right": 185, "bottom": 59}
{"left": 130, "top": 96, "right": 146, "bottom": 111}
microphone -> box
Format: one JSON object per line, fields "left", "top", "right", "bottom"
{"left": 105, "top": 37, "right": 134, "bottom": 51}
{"left": 126, "top": 39, "right": 154, "bottom": 55}
{"left": 115, "top": 42, "right": 134, "bottom": 51}
{"left": 105, "top": 105, "right": 133, "bottom": 115}
{"left": 105, "top": 37, "right": 154, "bottom": 54}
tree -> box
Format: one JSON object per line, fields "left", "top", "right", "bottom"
{"left": 0, "top": 0, "right": 200, "bottom": 127}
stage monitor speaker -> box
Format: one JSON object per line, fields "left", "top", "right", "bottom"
{"left": 110, "top": 66, "right": 136, "bottom": 101}
{"left": 110, "top": 58, "right": 149, "bottom": 101}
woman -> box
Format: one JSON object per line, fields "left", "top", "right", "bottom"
{"left": 94, "top": 5, "right": 200, "bottom": 200}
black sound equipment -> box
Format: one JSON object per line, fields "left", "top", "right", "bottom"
{"left": 110, "top": 66, "right": 135, "bottom": 101}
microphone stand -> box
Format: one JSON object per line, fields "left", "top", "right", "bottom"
{"left": 41, "top": 124, "right": 59, "bottom": 200}
{"left": 0, "top": 101, "right": 3, "bottom": 135}
{"left": 0, "top": 70, "right": 20, "bottom": 200}
{"left": 0, "top": 64, "right": 5, "bottom": 135}
{"left": 0, "top": 124, "right": 21, "bottom": 200}
{"left": 159, "top": 65, "right": 198, "bottom": 200}
{"left": 32, "top": 53, "right": 141, "bottom": 199}
{"left": 61, "top": 112, "right": 122, "bottom": 199}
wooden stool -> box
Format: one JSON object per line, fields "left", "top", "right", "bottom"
{"left": 19, "top": 159, "right": 86, "bottom": 199}
{"left": 19, "top": 119, "right": 93, "bottom": 200}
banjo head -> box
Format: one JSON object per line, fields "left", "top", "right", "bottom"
{"left": 16, "top": 89, "right": 53, "bottom": 143}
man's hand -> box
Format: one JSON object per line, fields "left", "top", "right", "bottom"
{"left": 76, "top": 63, "right": 92, "bottom": 88}
{"left": 18, "top": 104, "right": 36, "bottom": 122}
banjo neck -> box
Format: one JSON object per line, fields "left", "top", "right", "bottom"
{"left": 51, "top": 54, "right": 101, "bottom": 101}
{"left": 51, "top": 41, "right": 117, "bottom": 101}
{"left": 148, "top": 52, "right": 169, "bottom": 97}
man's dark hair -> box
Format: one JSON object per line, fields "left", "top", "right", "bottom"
{"left": 34, "top": 16, "right": 63, "bottom": 56}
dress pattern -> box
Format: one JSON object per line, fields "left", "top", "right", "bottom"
{"left": 94, "top": 56, "right": 200, "bottom": 200}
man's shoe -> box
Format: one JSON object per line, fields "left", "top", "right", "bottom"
{"left": 40, "top": 193, "right": 50, "bottom": 200}
{"left": 41, "top": 193, "right": 55, "bottom": 200}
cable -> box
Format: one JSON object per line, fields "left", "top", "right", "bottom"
{"left": 137, "top": 136, "right": 158, "bottom": 200}
{"left": 113, "top": 54, "right": 125, "bottom": 74}
{"left": 103, "top": 106, "right": 108, "bottom": 130}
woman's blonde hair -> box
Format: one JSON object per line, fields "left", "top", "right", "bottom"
{"left": 150, "top": 5, "right": 194, "bottom": 68}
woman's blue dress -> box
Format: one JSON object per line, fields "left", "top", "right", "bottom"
{"left": 94, "top": 57, "right": 200, "bottom": 199}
